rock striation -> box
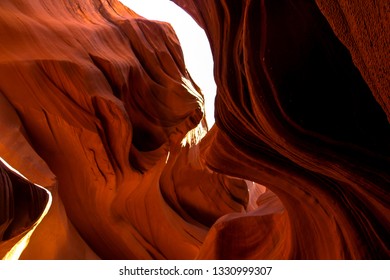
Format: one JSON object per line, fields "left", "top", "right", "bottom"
{"left": 0, "top": 0, "right": 389, "bottom": 259}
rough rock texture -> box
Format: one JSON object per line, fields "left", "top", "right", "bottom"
{"left": 0, "top": 0, "right": 389, "bottom": 259}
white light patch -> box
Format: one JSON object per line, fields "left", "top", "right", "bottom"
{"left": 165, "top": 151, "right": 170, "bottom": 163}
{"left": 120, "top": 0, "right": 216, "bottom": 128}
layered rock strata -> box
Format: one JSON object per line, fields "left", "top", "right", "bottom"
{"left": 0, "top": 0, "right": 388, "bottom": 259}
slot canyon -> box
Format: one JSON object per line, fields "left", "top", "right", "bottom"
{"left": 0, "top": 0, "right": 389, "bottom": 259}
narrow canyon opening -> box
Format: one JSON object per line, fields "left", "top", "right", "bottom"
{"left": 0, "top": 0, "right": 387, "bottom": 261}
{"left": 120, "top": 0, "right": 276, "bottom": 221}
{"left": 120, "top": 0, "right": 216, "bottom": 128}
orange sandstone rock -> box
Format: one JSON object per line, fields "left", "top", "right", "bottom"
{"left": 0, "top": 0, "right": 389, "bottom": 260}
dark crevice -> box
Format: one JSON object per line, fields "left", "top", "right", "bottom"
{"left": 0, "top": 162, "right": 48, "bottom": 241}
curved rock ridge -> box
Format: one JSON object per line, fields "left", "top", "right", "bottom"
{"left": 0, "top": 0, "right": 389, "bottom": 259}
{"left": 0, "top": 0, "right": 239, "bottom": 259}
{"left": 173, "top": 0, "right": 390, "bottom": 259}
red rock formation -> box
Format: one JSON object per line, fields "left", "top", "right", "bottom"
{"left": 173, "top": 0, "right": 390, "bottom": 259}
{"left": 0, "top": 0, "right": 389, "bottom": 260}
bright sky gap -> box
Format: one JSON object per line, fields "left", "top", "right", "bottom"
{"left": 120, "top": 0, "right": 216, "bottom": 128}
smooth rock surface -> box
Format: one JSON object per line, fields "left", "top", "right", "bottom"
{"left": 0, "top": 0, "right": 389, "bottom": 259}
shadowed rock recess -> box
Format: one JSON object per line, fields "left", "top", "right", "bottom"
{"left": 0, "top": 0, "right": 388, "bottom": 259}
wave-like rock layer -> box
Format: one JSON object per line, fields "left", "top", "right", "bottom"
{"left": 0, "top": 0, "right": 389, "bottom": 259}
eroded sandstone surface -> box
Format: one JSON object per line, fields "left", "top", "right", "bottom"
{"left": 0, "top": 0, "right": 389, "bottom": 259}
